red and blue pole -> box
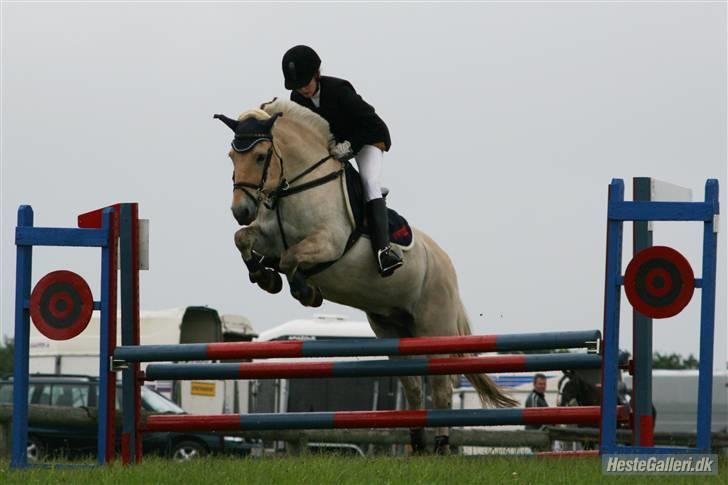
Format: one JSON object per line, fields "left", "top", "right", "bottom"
{"left": 145, "top": 406, "right": 628, "bottom": 432}
{"left": 116, "top": 330, "right": 601, "bottom": 363}
{"left": 143, "top": 352, "right": 604, "bottom": 381}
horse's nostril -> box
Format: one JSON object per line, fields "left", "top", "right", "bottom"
{"left": 232, "top": 205, "right": 252, "bottom": 225}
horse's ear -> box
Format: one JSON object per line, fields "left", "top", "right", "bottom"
{"left": 213, "top": 114, "right": 239, "bottom": 132}
{"left": 263, "top": 112, "right": 283, "bottom": 131}
{"left": 259, "top": 97, "right": 278, "bottom": 111}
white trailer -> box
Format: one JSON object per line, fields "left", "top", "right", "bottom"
{"left": 252, "top": 315, "right": 569, "bottom": 416}
{"left": 250, "top": 315, "right": 389, "bottom": 416}
{"left": 624, "top": 370, "right": 728, "bottom": 434}
{"left": 28, "top": 306, "right": 256, "bottom": 415}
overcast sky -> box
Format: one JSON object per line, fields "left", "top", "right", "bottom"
{"left": 1, "top": 2, "right": 726, "bottom": 369}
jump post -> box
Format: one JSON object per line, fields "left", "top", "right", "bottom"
{"left": 600, "top": 178, "right": 719, "bottom": 455}
{"left": 11, "top": 203, "right": 142, "bottom": 468}
{"left": 10, "top": 177, "right": 719, "bottom": 467}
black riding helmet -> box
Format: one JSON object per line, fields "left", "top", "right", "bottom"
{"left": 282, "top": 45, "right": 321, "bottom": 90}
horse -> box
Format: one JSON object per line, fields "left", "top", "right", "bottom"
{"left": 215, "top": 98, "right": 518, "bottom": 453}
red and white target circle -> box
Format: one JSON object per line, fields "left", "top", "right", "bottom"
{"left": 624, "top": 246, "right": 694, "bottom": 319}
{"left": 30, "top": 270, "right": 93, "bottom": 340}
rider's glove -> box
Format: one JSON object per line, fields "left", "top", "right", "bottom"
{"left": 330, "top": 140, "right": 354, "bottom": 161}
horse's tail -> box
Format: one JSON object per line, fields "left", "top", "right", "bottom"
{"left": 457, "top": 303, "right": 520, "bottom": 408}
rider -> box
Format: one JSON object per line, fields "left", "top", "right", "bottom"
{"left": 281, "top": 45, "right": 403, "bottom": 278}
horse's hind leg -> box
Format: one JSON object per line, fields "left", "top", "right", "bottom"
{"left": 366, "top": 313, "right": 427, "bottom": 454}
{"left": 430, "top": 374, "right": 455, "bottom": 455}
{"left": 410, "top": 294, "right": 462, "bottom": 454}
{"left": 400, "top": 374, "right": 426, "bottom": 454}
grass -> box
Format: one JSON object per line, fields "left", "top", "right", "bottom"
{"left": 1, "top": 455, "right": 727, "bottom": 484}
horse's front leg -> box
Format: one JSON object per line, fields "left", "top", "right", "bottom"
{"left": 234, "top": 226, "right": 282, "bottom": 294}
{"left": 279, "top": 229, "right": 342, "bottom": 307}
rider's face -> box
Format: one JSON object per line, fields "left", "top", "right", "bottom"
{"left": 296, "top": 76, "right": 318, "bottom": 98}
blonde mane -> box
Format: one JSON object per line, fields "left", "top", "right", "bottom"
{"left": 258, "top": 98, "right": 333, "bottom": 144}
{"left": 236, "top": 108, "right": 270, "bottom": 122}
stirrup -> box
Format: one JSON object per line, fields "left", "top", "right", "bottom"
{"left": 377, "top": 246, "right": 403, "bottom": 277}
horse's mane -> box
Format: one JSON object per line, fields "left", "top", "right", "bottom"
{"left": 237, "top": 98, "right": 333, "bottom": 145}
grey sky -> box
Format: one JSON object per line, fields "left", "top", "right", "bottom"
{"left": 2, "top": 2, "right": 726, "bottom": 368}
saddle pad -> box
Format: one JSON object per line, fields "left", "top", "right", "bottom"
{"left": 344, "top": 162, "right": 413, "bottom": 248}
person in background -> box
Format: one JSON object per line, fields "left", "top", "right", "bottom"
{"left": 524, "top": 373, "right": 549, "bottom": 430}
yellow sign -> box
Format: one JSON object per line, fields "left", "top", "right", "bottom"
{"left": 190, "top": 381, "right": 216, "bottom": 397}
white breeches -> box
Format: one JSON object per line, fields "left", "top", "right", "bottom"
{"left": 355, "top": 144, "right": 384, "bottom": 202}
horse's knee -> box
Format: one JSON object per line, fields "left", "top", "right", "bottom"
{"left": 234, "top": 229, "right": 249, "bottom": 251}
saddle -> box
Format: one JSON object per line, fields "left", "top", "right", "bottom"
{"left": 343, "top": 162, "right": 414, "bottom": 248}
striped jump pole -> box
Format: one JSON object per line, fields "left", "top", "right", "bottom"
{"left": 143, "top": 352, "right": 604, "bottom": 381}
{"left": 144, "top": 406, "right": 629, "bottom": 432}
{"left": 115, "top": 330, "right": 600, "bottom": 363}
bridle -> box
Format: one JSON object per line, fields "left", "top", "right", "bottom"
{"left": 232, "top": 139, "right": 344, "bottom": 249}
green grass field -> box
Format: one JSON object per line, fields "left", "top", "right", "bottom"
{"left": 2, "top": 455, "right": 727, "bottom": 485}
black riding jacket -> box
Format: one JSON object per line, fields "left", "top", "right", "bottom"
{"left": 525, "top": 390, "right": 548, "bottom": 408}
{"left": 524, "top": 390, "right": 549, "bottom": 430}
{"left": 290, "top": 76, "right": 391, "bottom": 155}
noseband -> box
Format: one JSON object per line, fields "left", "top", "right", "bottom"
{"left": 232, "top": 144, "right": 277, "bottom": 208}
{"left": 233, "top": 141, "right": 341, "bottom": 211}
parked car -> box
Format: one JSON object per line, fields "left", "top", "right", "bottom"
{"left": 0, "top": 374, "right": 259, "bottom": 462}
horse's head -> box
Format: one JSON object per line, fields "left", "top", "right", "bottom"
{"left": 216, "top": 99, "right": 333, "bottom": 226}
{"left": 215, "top": 110, "right": 284, "bottom": 225}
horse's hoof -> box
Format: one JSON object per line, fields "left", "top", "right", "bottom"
{"left": 410, "top": 447, "right": 428, "bottom": 456}
{"left": 301, "top": 287, "right": 318, "bottom": 307}
{"left": 434, "top": 435, "right": 451, "bottom": 455}
{"left": 269, "top": 272, "right": 283, "bottom": 294}
{"left": 310, "top": 289, "right": 323, "bottom": 307}
{"left": 258, "top": 269, "right": 282, "bottom": 294}
{"left": 291, "top": 286, "right": 311, "bottom": 306}
{"left": 409, "top": 428, "right": 427, "bottom": 455}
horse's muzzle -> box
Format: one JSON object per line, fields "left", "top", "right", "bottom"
{"left": 231, "top": 204, "right": 255, "bottom": 226}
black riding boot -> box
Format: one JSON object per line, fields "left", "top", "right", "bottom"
{"left": 365, "top": 198, "right": 403, "bottom": 277}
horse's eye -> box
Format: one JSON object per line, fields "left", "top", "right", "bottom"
{"left": 256, "top": 153, "right": 266, "bottom": 163}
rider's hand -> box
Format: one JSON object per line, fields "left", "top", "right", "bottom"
{"left": 330, "top": 140, "right": 353, "bottom": 160}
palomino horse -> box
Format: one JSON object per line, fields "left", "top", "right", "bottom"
{"left": 216, "top": 98, "right": 517, "bottom": 453}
